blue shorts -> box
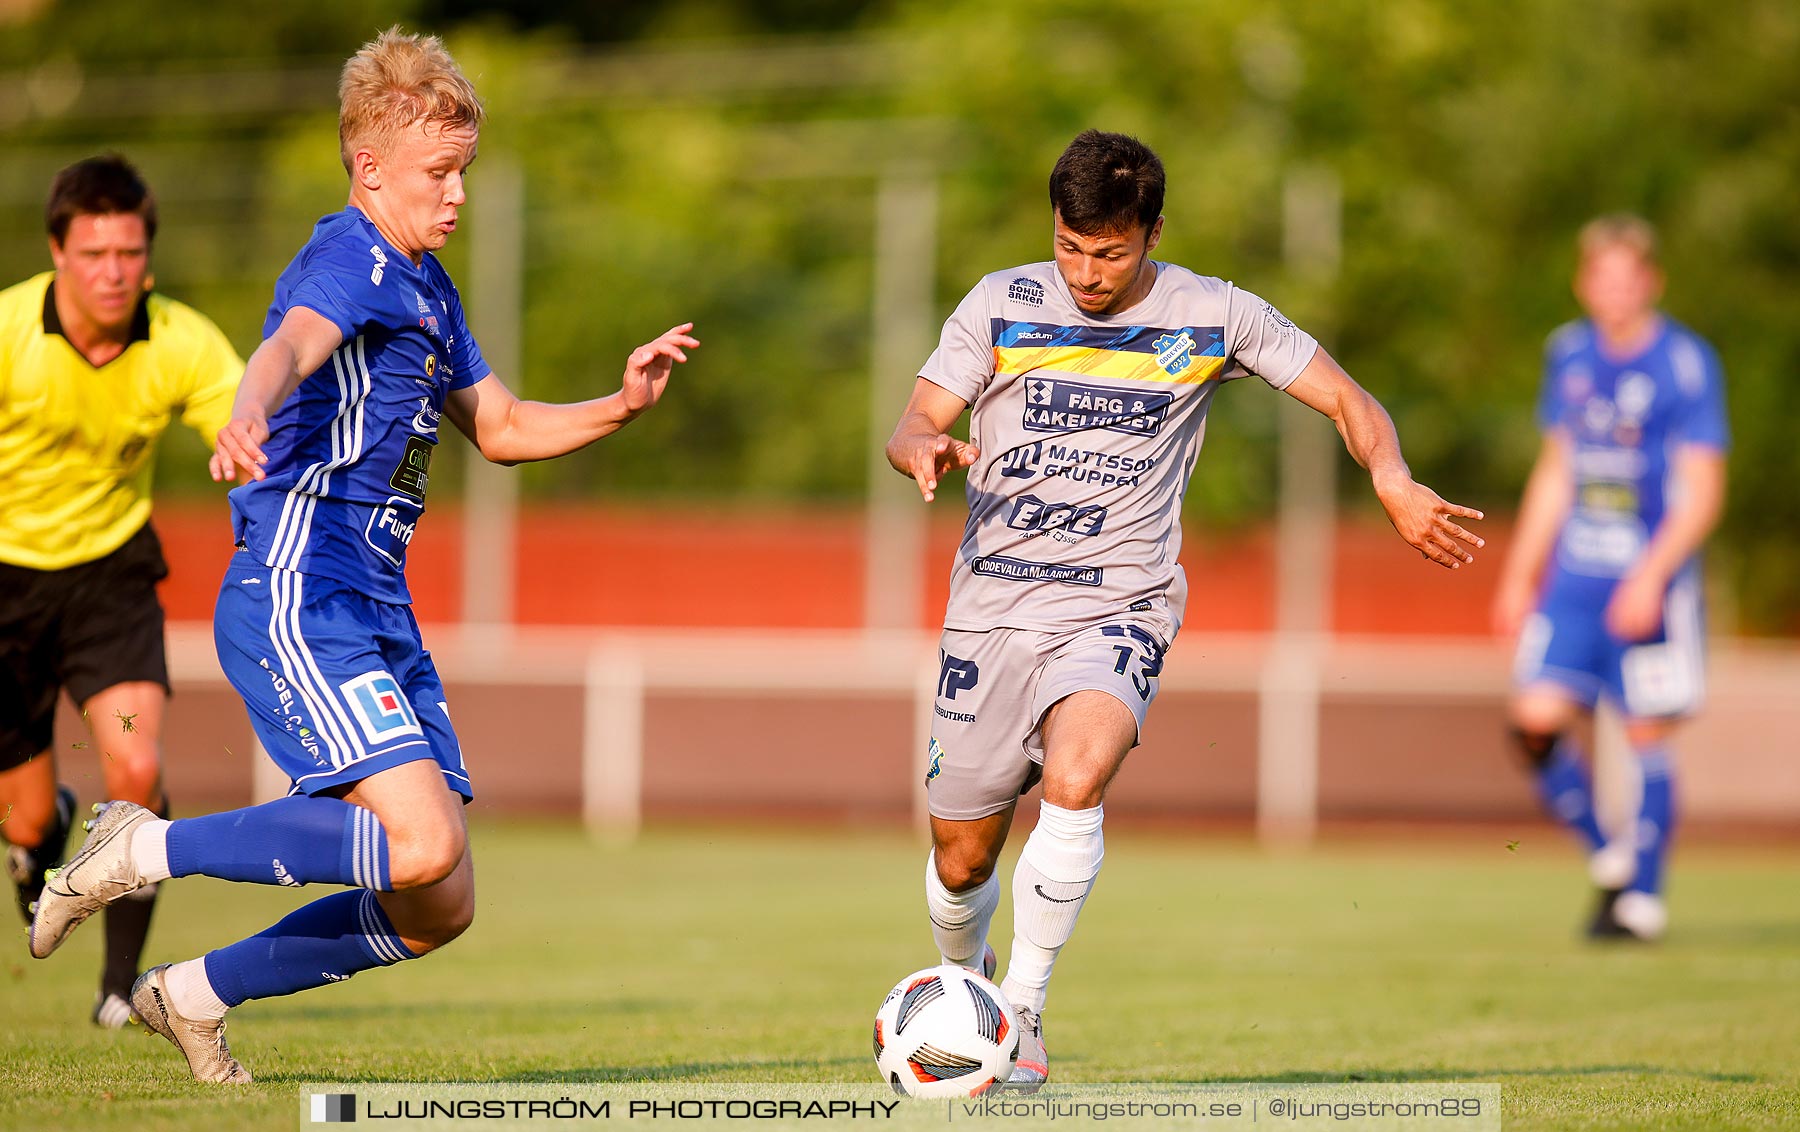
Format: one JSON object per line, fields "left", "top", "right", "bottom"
{"left": 1513, "top": 569, "right": 1706, "bottom": 720}
{"left": 214, "top": 552, "right": 471, "bottom": 799}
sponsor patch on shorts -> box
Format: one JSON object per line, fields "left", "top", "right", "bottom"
{"left": 341, "top": 671, "right": 424, "bottom": 745}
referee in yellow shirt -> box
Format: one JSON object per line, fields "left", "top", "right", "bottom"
{"left": 0, "top": 155, "right": 241, "bottom": 1027}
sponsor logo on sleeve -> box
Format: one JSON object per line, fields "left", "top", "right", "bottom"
{"left": 1023, "top": 378, "right": 1171, "bottom": 437}
{"left": 1007, "top": 277, "right": 1045, "bottom": 307}
{"left": 340, "top": 671, "right": 424, "bottom": 745}
{"left": 369, "top": 245, "right": 388, "bottom": 286}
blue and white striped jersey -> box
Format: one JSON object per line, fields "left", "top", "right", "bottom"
{"left": 1537, "top": 316, "right": 1728, "bottom": 588}
{"left": 229, "top": 208, "right": 489, "bottom": 604}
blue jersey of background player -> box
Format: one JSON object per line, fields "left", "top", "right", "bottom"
{"left": 1493, "top": 215, "right": 1728, "bottom": 942}
{"left": 29, "top": 29, "right": 698, "bottom": 1084}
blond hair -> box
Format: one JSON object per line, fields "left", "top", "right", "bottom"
{"left": 338, "top": 26, "right": 484, "bottom": 173}
{"left": 1577, "top": 213, "right": 1659, "bottom": 267}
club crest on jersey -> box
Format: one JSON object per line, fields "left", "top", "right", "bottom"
{"left": 1151, "top": 331, "right": 1197, "bottom": 376}
{"left": 341, "top": 671, "right": 423, "bottom": 745}
{"left": 424, "top": 354, "right": 437, "bottom": 378}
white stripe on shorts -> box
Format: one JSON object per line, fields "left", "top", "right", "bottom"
{"left": 269, "top": 569, "right": 361, "bottom": 771}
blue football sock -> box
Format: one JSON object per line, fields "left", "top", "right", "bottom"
{"left": 166, "top": 796, "right": 390, "bottom": 890}
{"left": 1533, "top": 737, "right": 1605, "bottom": 852}
{"left": 1630, "top": 746, "right": 1676, "bottom": 895}
{"left": 203, "top": 890, "right": 417, "bottom": 1007}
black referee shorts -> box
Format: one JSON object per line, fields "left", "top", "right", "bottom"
{"left": 0, "top": 522, "right": 171, "bottom": 770}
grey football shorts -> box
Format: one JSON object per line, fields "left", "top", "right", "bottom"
{"left": 925, "top": 619, "right": 1167, "bottom": 821}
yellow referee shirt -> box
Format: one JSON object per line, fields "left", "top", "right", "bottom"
{"left": 0, "top": 271, "right": 242, "bottom": 570}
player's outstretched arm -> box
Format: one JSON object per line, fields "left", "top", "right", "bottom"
{"left": 1605, "top": 445, "right": 1725, "bottom": 641}
{"left": 885, "top": 378, "right": 976, "bottom": 503}
{"left": 1283, "top": 349, "right": 1485, "bottom": 570}
{"left": 445, "top": 323, "right": 697, "bottom": 465}
{"left": 1491, "top": 433, "right": 1574, "bottom": 638}
{"left": 210, "top": 307, "right": 345, "bottom": 484}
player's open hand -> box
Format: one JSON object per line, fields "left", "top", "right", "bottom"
{"left": 903, "top": 433, "right": 980, "bottom": 503}
{"left": 620, "top": 323, "right": 698, "bottom": 417}
{"left": 1376, "top": 476, "right": 1485, "bottom": 570}
{"left": 1605, "top": 569, "right": 1665, "bottom": 642}
{"left": 211, "top": 414, "right": 270, "bottom": 484}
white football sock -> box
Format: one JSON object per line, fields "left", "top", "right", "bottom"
{"left": 1001, "top": 801, "right": 1104, "bottom": 1013}
{"left": 924, "top": 850, "right": 1000, "bottom": 968}
{"left": 163, "top": 956, "right": 230, "bottom": 1021}
{"left": 130, "top": 818, "right": 172, "bottom": 884}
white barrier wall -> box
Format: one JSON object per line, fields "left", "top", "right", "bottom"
{"left": 100, "top": 624, "right": 1799, "bottom": 839}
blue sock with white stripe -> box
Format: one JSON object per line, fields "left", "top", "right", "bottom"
{"left": 1533, "top": 736, "right": 1605, "bottom": 852}
{"left": 203, "top": 890, "right": 416, "bottom": 1007}
{"left": 166, "top": 796, "right": 390, "bottom": 890}
{"left": 1629, "top": 746, "right": 1676, "bottom": 895}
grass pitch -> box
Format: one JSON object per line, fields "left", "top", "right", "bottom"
{"left": 2, "top": 822, "right": 1796, "bottom": 1131}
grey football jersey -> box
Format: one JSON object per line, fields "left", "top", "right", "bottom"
{"left": 918, "top": 261, "right": 1318, "bottom": 637}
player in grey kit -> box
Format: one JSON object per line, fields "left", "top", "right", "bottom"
{"left": 886, "top": 130, "right": 1485, "bottom": 1090}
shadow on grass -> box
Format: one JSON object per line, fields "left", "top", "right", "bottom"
{"left": 259, "top": 998, "right": 673, "bottom": 1022}
{"left": 508, "top": 1059, "right": 866, "bottom": 1083}
{"left": 257, "top": 1057, "right": 865, "bottom": 1085}
{"left": 1661, "top": 921, "right": 1800, "bottom": 947}
{"left": 1204, "top": 1065, "right": 1758, "bottom": 1084}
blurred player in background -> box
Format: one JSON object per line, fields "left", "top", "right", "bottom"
{"left": 31, "top": 28, "right": 696, "bottom": 1083}
{"left": 1493, "top": 216, "right": 1728, "bottom": 942}
{"left": 886, "top": 129, "right": 1484, "bottom": 1091}
{"left": 0, "top": 155, "right": 242, "bottom": 1028}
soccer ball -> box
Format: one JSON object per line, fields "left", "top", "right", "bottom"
{"left": 872, "top": 965, "right": 1020, "bottom": 1098}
